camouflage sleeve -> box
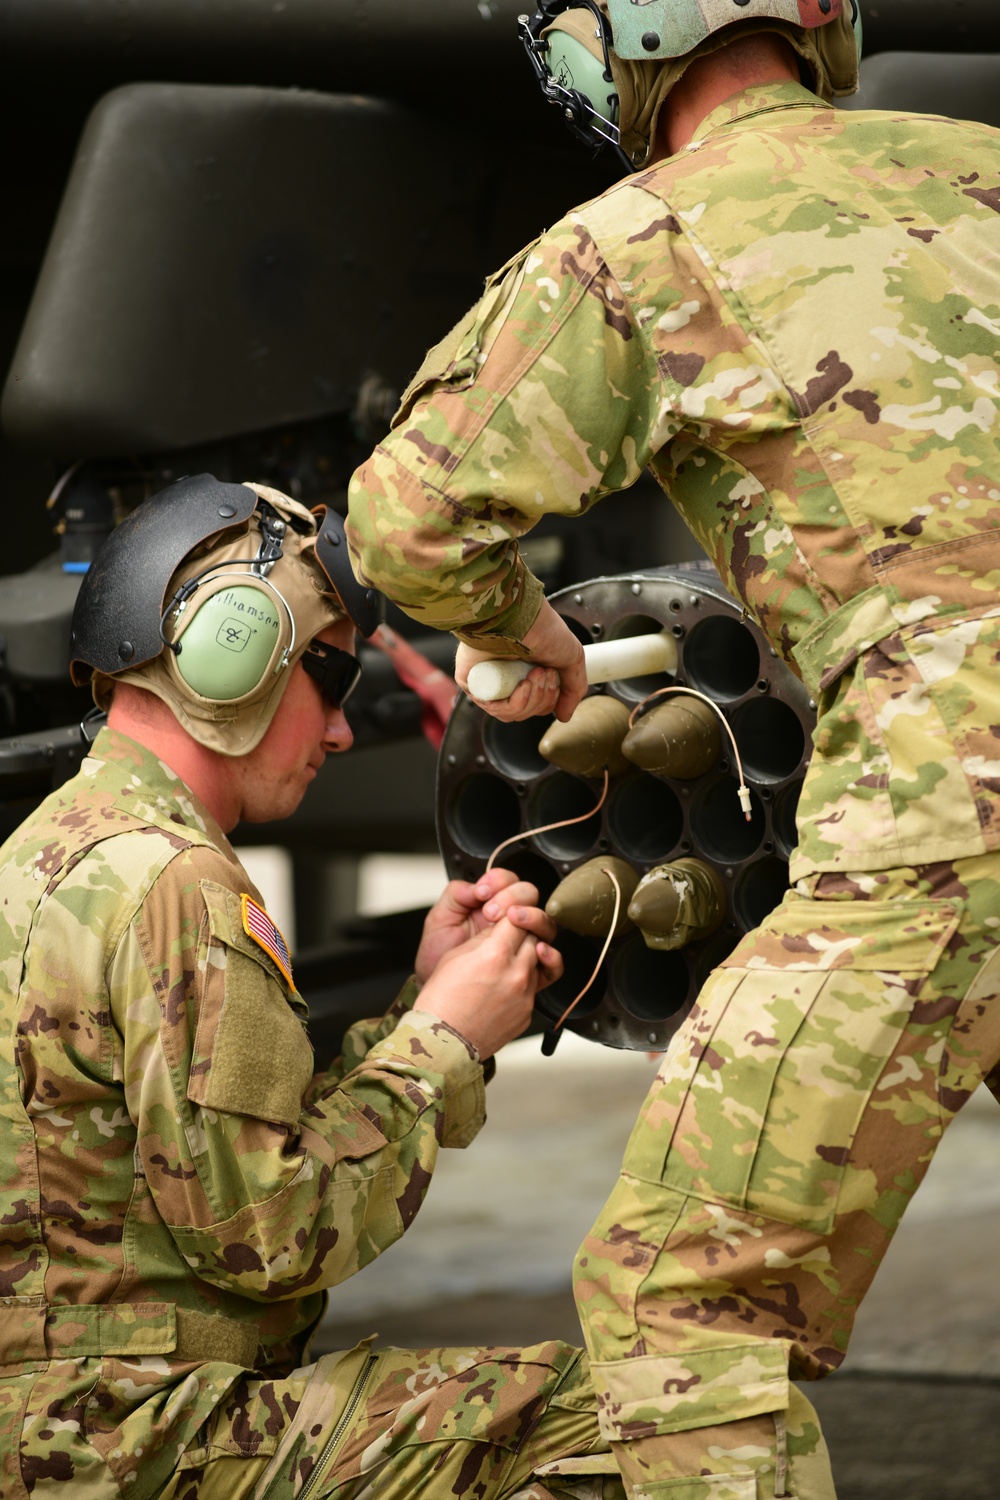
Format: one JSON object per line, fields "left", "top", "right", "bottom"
{"left": 110, "top": 850, "right": 485, "bottom": 1301}
{"left": 346, "top": 213, "right": 662, "bottom": 647}
{"left": 317, "top": 975, "right": 423, "bottom": 1087}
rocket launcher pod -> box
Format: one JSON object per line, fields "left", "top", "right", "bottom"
{"left": 628, "top": 858, "right": 727, "bottom": 952}
{"left": 622, "top": 695, "right": 721, "bottom": 779}
{"left": 538, "top": 695, "right": 632, "bottom": 778}
{"left": 467, "top": 629, "right": 678, "bottom": 702}
{"left": 545, "top": 856, "right": 639, "bottom": 939}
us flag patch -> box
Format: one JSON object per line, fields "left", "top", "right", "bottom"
{"left": 241, "top": 894, "right": 294, "bottom": 987}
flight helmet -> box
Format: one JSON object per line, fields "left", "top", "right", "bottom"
{"left": 70, "top": 474, "right": 384, "bottom": 756}
{"left": 520, "top": 0, "right": 862, "bottom": 166}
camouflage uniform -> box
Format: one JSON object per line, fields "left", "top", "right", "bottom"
{"left": 0, "top": 726, "right": 622, "bottom": 1499}
{"left": 348, "top": 83, "right": 1000, "bottom": 1497}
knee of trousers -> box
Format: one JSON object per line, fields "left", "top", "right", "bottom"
{"left": 588, "top": 1339, "right": 791, "bottom": 1446}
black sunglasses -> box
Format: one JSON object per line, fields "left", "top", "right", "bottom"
{"left": 300, "top": 639, "right": 362, "bottom": 710}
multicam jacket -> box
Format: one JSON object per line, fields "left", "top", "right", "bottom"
{"left": 0, "top": 726, "right": 486, "bottom": 1497}
{"left": 348, "top": 81, "right": 1000, "bottom": 880}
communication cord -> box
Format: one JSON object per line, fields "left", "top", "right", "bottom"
{"left": 484, "top": 770, "right": 619, "bottom": 1041}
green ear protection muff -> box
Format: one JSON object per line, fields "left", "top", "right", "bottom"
{"left": 159, "top": 498, "right": 300, "bottom": 705}
{"left": 519, "top": 2, "right": 633, "bottom": 168}
{"left": 169, "top": 583, "right": 287, "bottom": 700}
{"left": 544, "top": 15, "right": 620, "bottom": 133}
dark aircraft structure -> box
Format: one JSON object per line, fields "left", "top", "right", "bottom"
{"left": 1, "top": 0, "right": 998, "bottom": 1054}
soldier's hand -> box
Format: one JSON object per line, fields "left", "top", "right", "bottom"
{"left": 456, "top": 600, "right": 587, "bottom": 724}
{"left": 413, "top": 915, "right": 563, "bottom": 1058}
{"left": 414, "top": 868, "right": 555, "bottom": 986}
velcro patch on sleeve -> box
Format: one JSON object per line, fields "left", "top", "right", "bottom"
{"left": 241, "top": 893, "right": 294, "bottom": 987}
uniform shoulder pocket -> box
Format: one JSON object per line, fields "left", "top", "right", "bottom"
{"left": 391, "top": 237, "right": 541, "bottom": 429}
{"left": 188, "top": 881, "right": 313, "bottom": 1128}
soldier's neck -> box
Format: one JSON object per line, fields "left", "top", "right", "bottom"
{"left": 107, "top": 689, "right": 241, "bottom": 831}
{"left": 652, "top": 36, "right": 801, "bottom": 161}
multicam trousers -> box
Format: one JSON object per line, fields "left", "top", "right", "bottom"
{"left": 4, "top": 1316, "right": 624, "bottom": 1497}
{"left": 154, "top": 1339, "right": 623, "bottom": 1500}
{"left": 574, "top": 855, "right": 1000, "bottom": 1500}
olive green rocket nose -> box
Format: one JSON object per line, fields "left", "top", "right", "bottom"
{"left": 538, "top": 695, "right": 632, "bottom": 778}
{"left": 622, "top": 696, "right": 721, "bottom": 778}
{"left": 545, "top": 856, "right": 639, "bottom": 938}
{"left": 628, "top": 858, "right": 727, "bottom": 951}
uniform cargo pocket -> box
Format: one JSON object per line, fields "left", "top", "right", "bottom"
{"left": 624, "top": 1479, "right": 756, "bottom": 1500}
{"left": 640, "top": 899, "right": 961, "bottom": 1233}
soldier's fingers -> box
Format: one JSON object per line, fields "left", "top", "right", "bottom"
{"left": 553, "top": 669, "right": 588, "bottom": 724}
{"left": 502, "top": 903, "right": 558, "bottom": 944}
{"left": 484, "top": 668, "right": 560, "bottom": 723}
{"left": 485, "top": 913, "right": 537, "bottom": 960}
{"left": 481, "top": 881, "right": 542, "bottom": 921}
{"left": 520, "top": 667, "right": 561, "bottom": 713}
{"left": 473, "top": 867, "right": 520, "bottom": 903}
{"left": 430, "top": 879, "right": 485, "bottom": 920}
{"left": 534, "top": 941, "right": 564, "bottom": 990}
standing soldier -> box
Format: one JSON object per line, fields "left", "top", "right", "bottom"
{"left": 0, "top": 475, "right": 625, "bottom": 1499}
{"left": 347, "top": 3, "right": 1000, "bottom": 1496}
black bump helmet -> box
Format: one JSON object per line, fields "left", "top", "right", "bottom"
{"left": 70, "top": 473, "right": 385, "bottom": 756}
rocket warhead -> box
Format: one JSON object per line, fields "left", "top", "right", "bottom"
{"left": 628, "top": 858, "right": 727, "bottom": 951}
{"left": 545, "top": 856, "right": 639, "bottom": 938}
{"left": 622, "top": 695, "right": 721, "bottom": 779}
{"left": 538, "top": 694, "right": 632, "bottom": 778}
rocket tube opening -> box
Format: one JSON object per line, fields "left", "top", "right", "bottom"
{"left": 528, "top": 772, "right": 603, "bottom": 859}
{"left": 690, "top": 776, "right": 764, "bottom": 861}
{"left": 734, "top": 855, "right": 791, "bottom": 930}
{"left": 446, "top": 773, "right": 522, "bottom": 859}
{"left": 695, "top": 931, "right": 742, "bottom": 989}
{"left": 493, "top": 849, "right": 560, "bottom": 906}
{"left": 608, "top": 774, "right": 684, "bottom": 863}
{"left": 483, "top": 714, "right": 554, "bottom": 779}
{"left": 731, "top": 699, "right": 806, "bottom": 783}
{"left": 535, "top": 930, "right": 606, "bottom": 1021}
{"left": 604, "top": 614, "right": 676, "bottom": 702}
{"left": 684, "top": 616, "right": 760, "bottom": 701}
{"left": 561, "top": 613, "right": 594, "bottom": 647}
{"left": 613, "top": 936, "right": 690, "bottom": 1022}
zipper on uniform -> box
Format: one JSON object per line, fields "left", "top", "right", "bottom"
{"left": 297, "top": 1352, "right": 378, "bottom": 1500}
